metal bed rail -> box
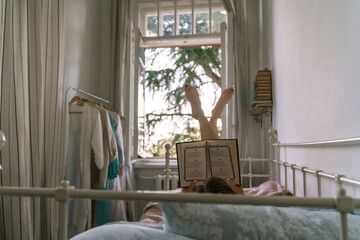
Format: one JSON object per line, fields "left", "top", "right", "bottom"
{"left": 274, "top": 137, "right": 360, "bottom": 147}
{"left": 267, "top": 128, "right": 360, "bottom": 240}
{"left": 272, "top": 159, "right": 360, "bottom": 197}
{"left": 240, "top": 157, "right": 272, "bottom": 188}
{"left": 268, "top": 128, "right": 360, "bottom": 197}
{"left": 0, "top": 180, "right": 359, "bottom": 240}
{"left": 0, "top": 128, "right": 359, "bottom": 240}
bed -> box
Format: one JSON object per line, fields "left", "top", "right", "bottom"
{"left": 71, "top": 204, "right": 360, "bottom": 240}
{"left": 0, "top": 128, "right": 360, "bottom": 240}
{"left": 70, "top": 180, "right": 360, "bottom": 240}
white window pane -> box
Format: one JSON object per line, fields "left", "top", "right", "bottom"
{"left": 195, "top": 0, "right": 210, "bottom": 34}
{"left": 176, "top": 0, "right": 192, "bottom": 35}
{"left": 211, "top": 0, "right": 226, "bottom": 33}
{"left": 139, "top": 3, "right": 158, "bottom": 37}
{"left": 160, "top": 2, "right": 174, "bottom": 36}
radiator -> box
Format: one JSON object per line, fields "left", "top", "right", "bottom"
{"left": 154, "top": 174, "right": 179, "bottom": 190}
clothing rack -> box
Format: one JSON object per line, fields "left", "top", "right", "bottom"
{"left": 71, "top": 87, "right": 112, "bottom": 107}
{"left": 68, "top": 87, "right": 126, "bottom": 121}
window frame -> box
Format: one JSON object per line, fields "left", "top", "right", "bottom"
{"left": 130, "top": 0, "right": 233, "bottom": 159}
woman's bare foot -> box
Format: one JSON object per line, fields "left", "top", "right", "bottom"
{"left": 184, "top": 85, "right": 205, "bottom": 120}
{"left": 210, "top": 88, "right": 235, "bottom": 125}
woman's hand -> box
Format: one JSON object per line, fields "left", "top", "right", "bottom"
{"left": 226, "top": 178, "right": 244, "bottom": 195}
{"left": 181, "top": 179, "right": 197, "bottom": 193}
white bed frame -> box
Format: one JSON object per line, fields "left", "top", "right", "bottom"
{"left": 0, "top": 128, "right": 360, "bottom": 240}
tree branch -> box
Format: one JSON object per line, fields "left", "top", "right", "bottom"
{"left": 198, "top": 63, "right": 221, "bottom": 86}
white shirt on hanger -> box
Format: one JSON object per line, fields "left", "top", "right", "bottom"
{"left": 76, "top": 103, "right": 104, "bottom": 233}
{"left": 92, "top": 106, "right": 118, "bottom": 189}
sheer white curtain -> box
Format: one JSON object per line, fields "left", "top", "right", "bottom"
{"left": 225, "top": 0, "right": 251, "bottom": 178}
{"left": 1, "top": 0, "right": 66, "bottom": 239}
{"left": 108, "top": 0, "right": 136, "bottom": 220}
{"left": 232, "top": 0, "right": 251, "bottom": 157}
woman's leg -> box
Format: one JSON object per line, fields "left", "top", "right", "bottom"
{"left": 209, "top": 88, "right": 235, "bottom": 128}
{"left": 184, "top": 85, "right": 219, "bottom": 139}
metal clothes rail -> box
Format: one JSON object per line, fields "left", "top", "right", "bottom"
{"left": 71, "top": 87, "right": 112, "bottom": 107}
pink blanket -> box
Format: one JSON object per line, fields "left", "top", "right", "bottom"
{"left": 139, "top": 180, "right": 292, "bottom": 223}
{"left": 244, "top": 180, "right": 293, "bottom": 196}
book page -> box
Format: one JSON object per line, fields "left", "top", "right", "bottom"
{"left": 184, "top": 146, "right": 207, "bottom": 181}
{"left": 207, "top": 139, "right": 241, "bottom": 185}
{"left": 176, "top": 140, "right": 207, "bottom": 187}
{"left": 208, "top": 145, "right": 234, "bottom": 179}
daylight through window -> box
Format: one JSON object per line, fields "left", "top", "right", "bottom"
{"left": 136, "top": 0, "right": 227, "bottom": 158}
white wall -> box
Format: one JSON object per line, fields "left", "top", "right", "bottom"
{"left": 64, "top": 0, "right": 111, "bottom": 100}
{"left": 262, "top": 0, "right": 360, "bottom": 196}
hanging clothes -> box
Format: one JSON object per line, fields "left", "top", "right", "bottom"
{"left": 92, "top": 106, "right": 118, "bottom": 226}
{"left": 75, "top": 103, "right": 104, "bottom": 233}
{"left": 91, "top": 106, "right": 118, "bottom": 189}
{"left": 66, "top": 94, "right": 129, "bottom": 233}
{"left": 65, "top": 106, "right": 82, "bottom": 237}
{"left": 109, "top": 111, "right": 125, "bottom": 167}
{"left": 108, "top": 112, "right": 127, "bottom": 221}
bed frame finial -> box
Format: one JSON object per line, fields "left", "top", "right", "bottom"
{"left": 164, "top": 143, "right": 171, "bottom": 191}
{"left": 336, "top": 188, "right": 354, "bottom": 240}
{"left": 268, "top": 128, "right": 277, "bottom": 141}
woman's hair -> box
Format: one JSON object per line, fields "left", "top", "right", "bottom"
{"left": 194, "top": 177, "right": 236, "bottom": 194}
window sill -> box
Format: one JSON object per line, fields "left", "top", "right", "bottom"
{"left": 132, "top": 157, "right": 178, "bottom": 169}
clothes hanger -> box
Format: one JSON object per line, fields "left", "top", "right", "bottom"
{"left": 68, "top": 93, "right": 125, "bottom": 120}
{"left": 101, "top": 104, "right": 116, "bottom": 113}
{"left": 69, "top": 96, "right": 85, "bottom": 105}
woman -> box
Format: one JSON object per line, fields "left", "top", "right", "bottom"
{"left": 182, "top": 85, "right": 244, "bottom": 194}
{"left": 139, "top": 85, "right": 243, "bottom": 223}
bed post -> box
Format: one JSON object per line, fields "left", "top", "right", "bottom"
{"left": 164, "top": 143, "right": 171, "bottom": 191}
{"left": 315, "top": 170, "right": 323, "bottom": 197}
{"left": 291, "top": 164, "right": 297, "bottom": 195}
{"left": 336, "top": 188, "right": 354, "bottom": 240}
{"left": 55, "top": 180, "right": 74, "bottom": 240}
{"left": 268, "top": 128, "right": 277, "bottom": 181}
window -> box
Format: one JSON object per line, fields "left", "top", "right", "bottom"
{"left": 134, "top": 0, "right": 229, "bottom": 158}
{"left": 138, "top": 0, "right": 226, "bottom": 38}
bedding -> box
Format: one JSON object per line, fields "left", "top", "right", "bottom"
{"left": 70, "top": 222, "right": 192, "bottom": 240}
{"left": 71, "top": 181, "right": 360, "bottom": 240}
{"left": 139, "top": 180, "right": 292, "bottom": 223}
{"left": 160, "top": 203, "right": 360, "bottom": 240}
{"left": 71, "top": 206, "right": 360, "bottom": 240}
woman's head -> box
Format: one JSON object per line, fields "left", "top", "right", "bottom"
{"left": 195, "top": 177, "right": 236, "bottom": 194}
{"left": 181, "top": 177, "right": 244, "bottom": 194}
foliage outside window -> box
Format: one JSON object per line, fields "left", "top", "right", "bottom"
{"left": 137, "top": 0, "right": 227, "bottom": 157}
{"left": 139, "top": 46, "right": 222, "bottom": 157}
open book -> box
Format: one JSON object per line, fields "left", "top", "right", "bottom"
{"left": 176, "top": 139, "right": 240, "bottom": 188}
